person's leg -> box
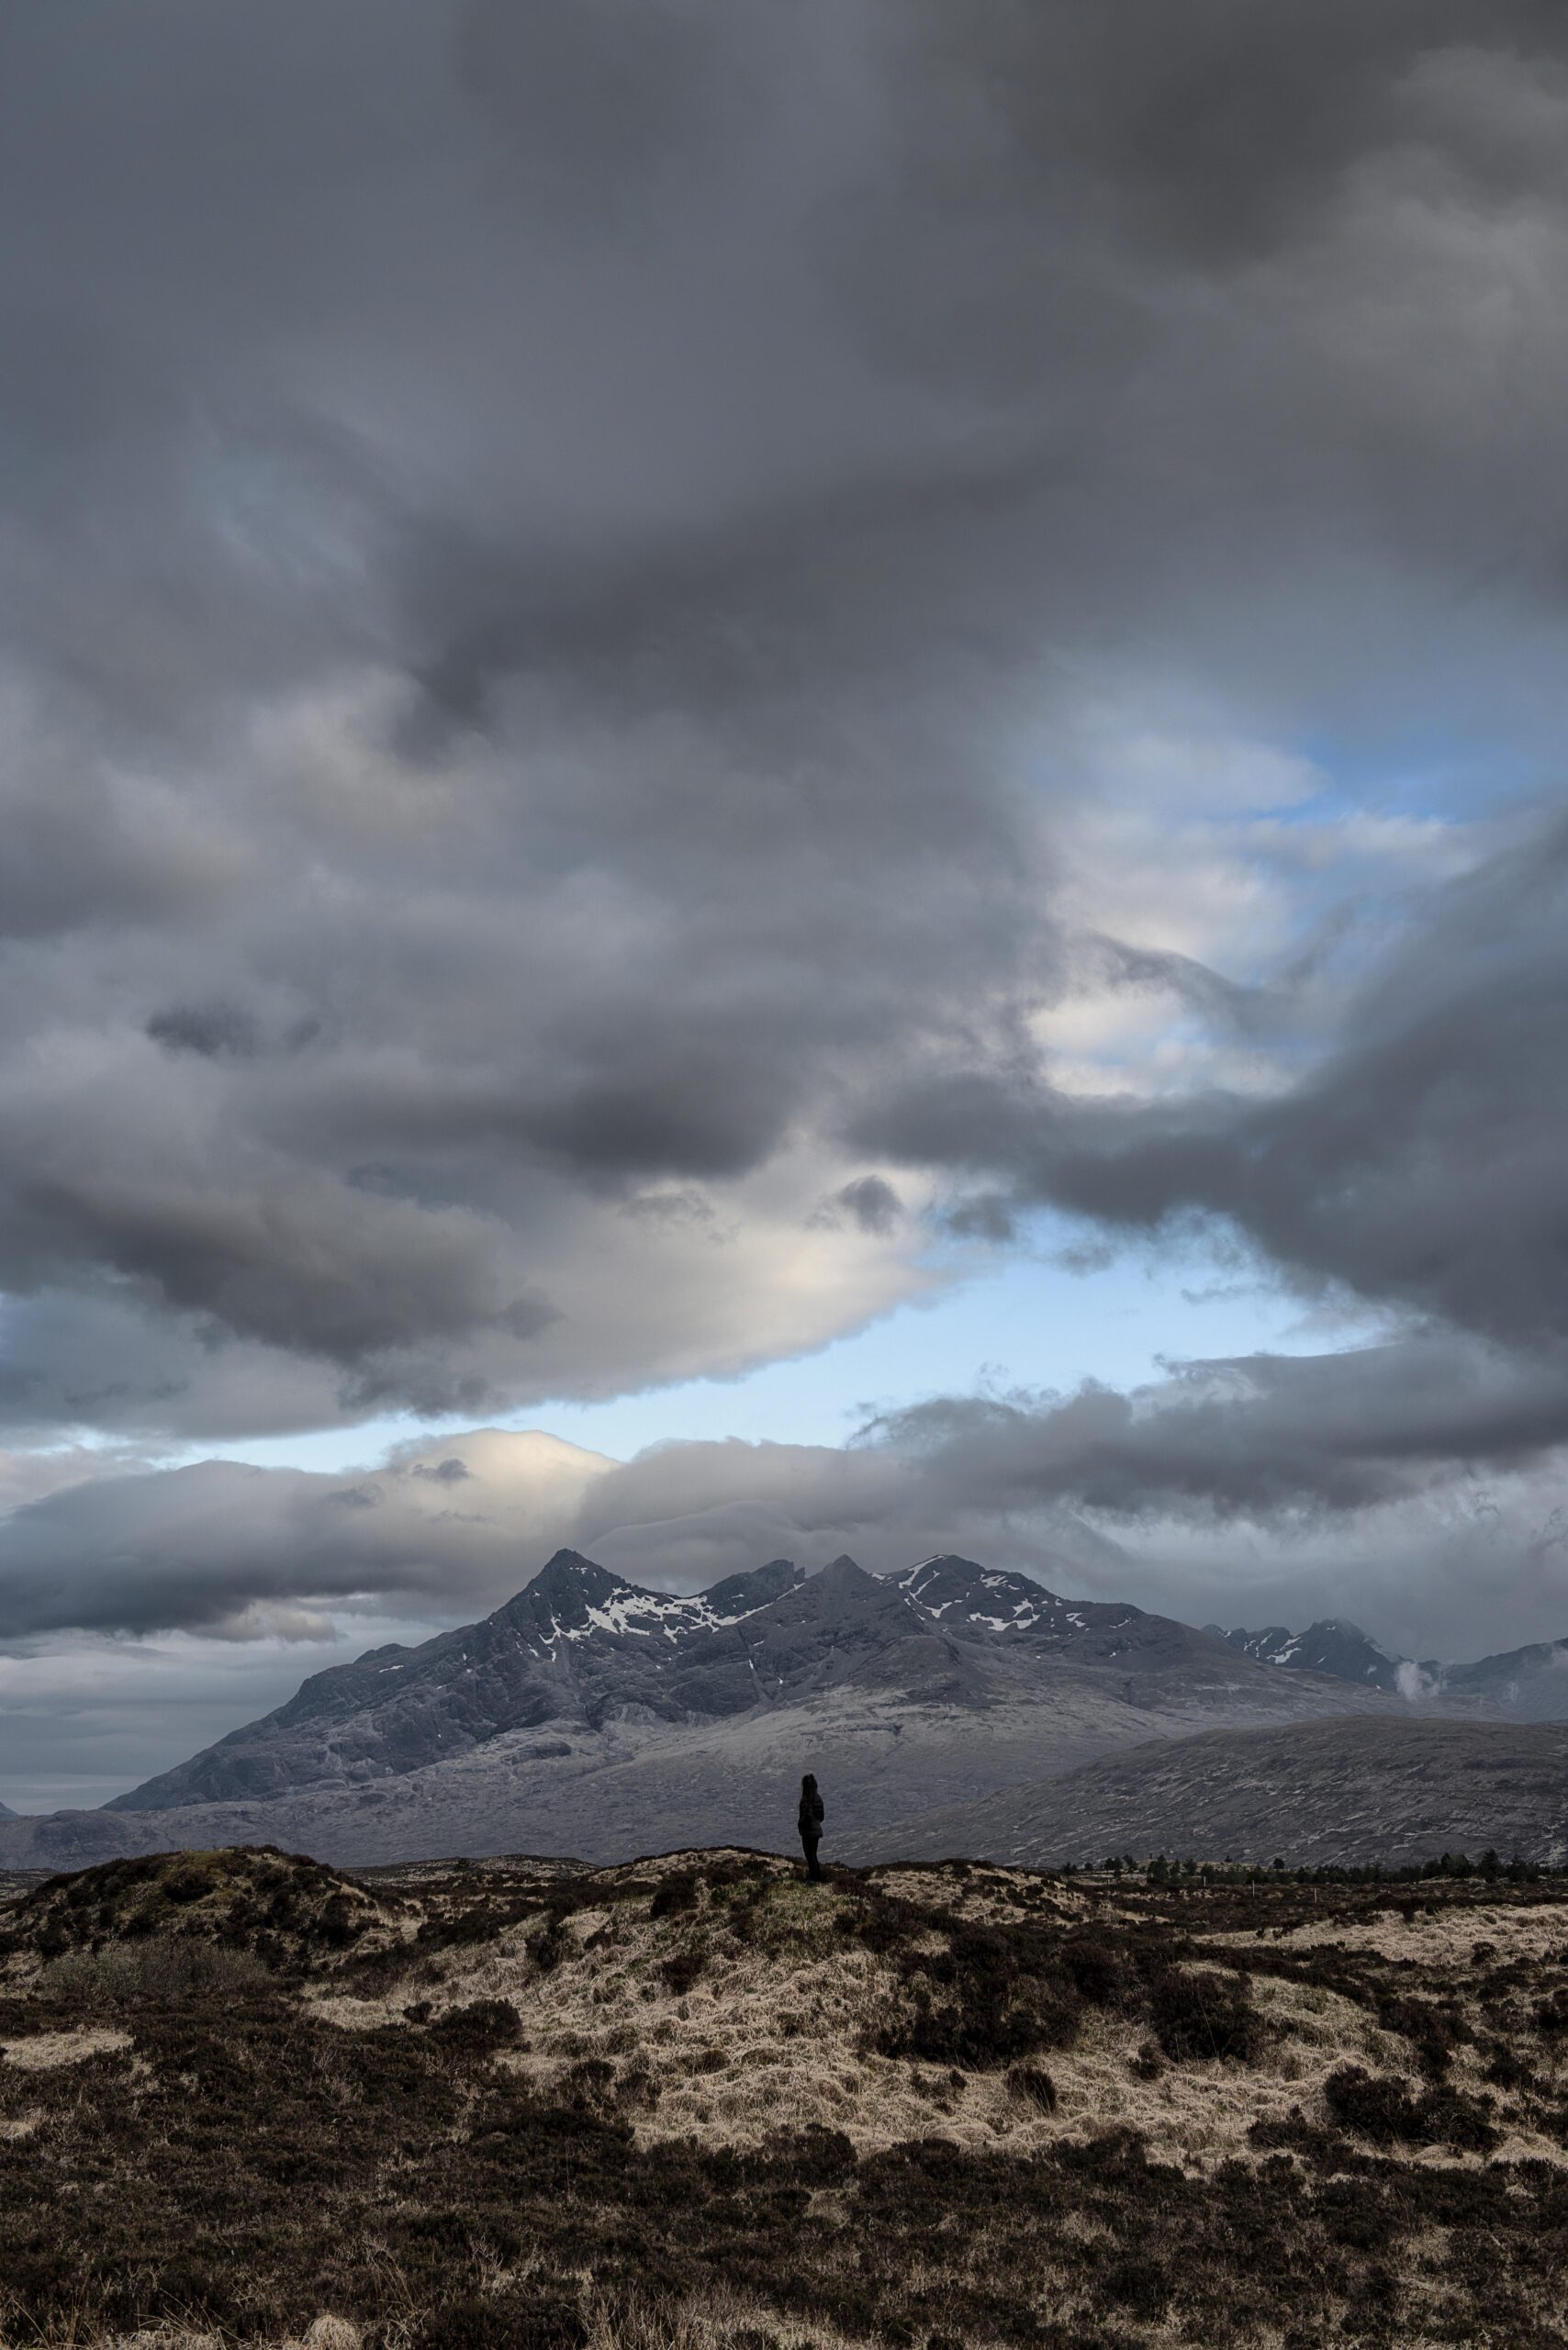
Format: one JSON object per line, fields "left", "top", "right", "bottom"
{"left": 805, "top": 1836, "right": 823, "bottom": 1882}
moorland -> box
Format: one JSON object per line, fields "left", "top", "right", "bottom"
{"left": 5, "top": 1844, "right": 1568, "bottom": 2347}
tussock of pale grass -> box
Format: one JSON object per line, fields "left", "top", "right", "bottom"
{"left": 861, "top": 1860, "right": 1091, "bottom": 1923}
{"left": 0, "top": 2028, "right": 131, "bottom": 2070}
{"left": 16, "top": 2289, "right": 907, "bottom": 2350}
{"left": 583, "top": 2283, "right": 933, "bottom": 2350}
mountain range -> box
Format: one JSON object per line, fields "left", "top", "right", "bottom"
{"left": 0, "top": 1550, "right": 1391, "bottom": 1867}
{"left": 3, "top": 1550, "right": 1565, "bottom": 1870}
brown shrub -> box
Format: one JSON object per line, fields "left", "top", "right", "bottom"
{"left": 527, "top": 1918, "right": 572, "bottom": 1974}
{"left": 1148, "top": 1965, "right": 1263, "bottom": 2064}
{"left": 1005, "top": 2062, "right": 1058, "bottom": 2113}
{"left": 428, "top": 1999, "right": 521, "bottom": 2053}
{"left": 1323, "top": 2064, "right": 1498, "bottom": 2152}
{"left": 649, "top": 1873, "right": 700, "bottom": 1920}
{"left": 1059, "top": 1930, "right": 1132, "bottom": 2007}
{"left": 659, "top": 1943, "right": 707, "bottom": 1996}
{"left": 872, "top": 1922, "right": 1081, "bottom": 2068}
{"left": 40, "top": 1939, "right": 274, "bottom": 2007}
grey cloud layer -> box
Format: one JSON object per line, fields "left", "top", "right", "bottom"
{"left": 3, "top": 1346, "right": 1563, "bottom": 1659}
{"left": 1, "top": 0, "right": 1567, "bottom": 1506}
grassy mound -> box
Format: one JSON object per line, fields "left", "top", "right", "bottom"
{"left": 0, "top": 1845, "right": 403, "bottom": 1984}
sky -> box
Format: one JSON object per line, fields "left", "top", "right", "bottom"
{"left": 5, "top": 0, "right": 1568, "bottom": 1807}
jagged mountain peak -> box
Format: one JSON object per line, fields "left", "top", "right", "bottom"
{"left": 817, "top": 1553, "right": 874, "bottom": 1589}
{"left": 97, "top": 1546, "right": 1441, "bottom": 1834}
{"left": 108, "top": 1550, "right": 922, "bottom": 1815}
{"left": 701, "top": 1558, "right": 806, "bottom": 1617}
{"left": 504, "top": 1549, "right": 633, "bottom": 1607}
{"left": 477, "top": 1554, "right": 828, "bottom": 1672}
{"left": 767, "top": 1556, "right": 911, "bottom": 1624}
{"left": 537, "top": 1547, "right": 624, "bottom": 1588}
{"left": 891, "top": 1554, "right": 1137, "bottom": 1646}
{"left": 894, "top": 1554, "right": 1064, "bottom": 1617}
{"left": 498, "top": 1551, "right": 811, "bottom": 1643}
{"left": 1429, "top": 1632, "right": 1568, "bottom": 1719}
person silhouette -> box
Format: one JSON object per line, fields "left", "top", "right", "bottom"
{"left": 798, "top": 1772, "right": 824, "bottom": 1881}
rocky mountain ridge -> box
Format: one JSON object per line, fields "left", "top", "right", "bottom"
{"left": 109, "top": 1550, "right": 821, "bottom": 1810}
{"left": 1434, "top": 1637, "right": 1568, "bottom": 1719}
{"left": 8, "top": 1550, "right": 1568, "bottom": 1871}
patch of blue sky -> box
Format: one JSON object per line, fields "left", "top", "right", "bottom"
{"left": 196, "top": 1210, "right": 1383, "bottom": 1477}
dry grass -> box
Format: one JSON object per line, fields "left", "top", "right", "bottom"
{"left": 0, "top": 2026, "right": 131, "bottom": 2070}
{"left": 0, "top": 1848, "right": 411, "bottom": 1997}
{"left": 1230, "top": 1896, "right": 1568, "bottom": 1965}
{"left": 306, "top": 1857, "right": 1568, "bottom": 2175}
{"left": 6, "top": 2288, "right": 909, "bottom": 2350}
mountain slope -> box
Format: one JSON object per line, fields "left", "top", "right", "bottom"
{"left": 896, "top": 1556, "right": 1256, "bottom": 1680}
{"left": 861, "top": 1716, "right": 1568, "bottom": 1869}
{"left": 110, "top": 1550, "right": 814, "bottom": 1810}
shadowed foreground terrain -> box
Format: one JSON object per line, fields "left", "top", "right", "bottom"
{"left": 6, "top": 1847, "right": 1568, "bottom": 2347}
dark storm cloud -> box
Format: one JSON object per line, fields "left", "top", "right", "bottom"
{"left": 857, "top": 820, "right": 1568, "bottom": 1352}
{"left": 834, "top": 1178, "right": 903, "bottom": 1237}
{"left": 0, "top": 1430, "right": 611, "bottom": 1640}
{"left": 145, "top": 1004, "right": 262, "bottom": 1060}
{"left": 884, "top": 1, "right": 1566, "bottom": 271}
{"left": 452, "top": 0, "right": 748, "bottom": 212}
{"left": 0, "top": 0, "right": 1567, "bottom": 1472}
{"left": 0, "top": 1455, "right": 525, "bottom": 1642}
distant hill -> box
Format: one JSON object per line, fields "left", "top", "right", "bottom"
{"left": 1435, "top": 1637, "right": 1568, "bottom": 1719}
{"left": 0, "top": 1551, "right": 1392, "bottom": 1870}
{"left": 1213, "top": 1618, "right": 1406, "bottom": 1692}
{"left": 862, "top": 1716, "right": 1568, "bottom": 1870}
{"left": 1214, "top": 1617, "right": 1568, "bottom": 1718}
